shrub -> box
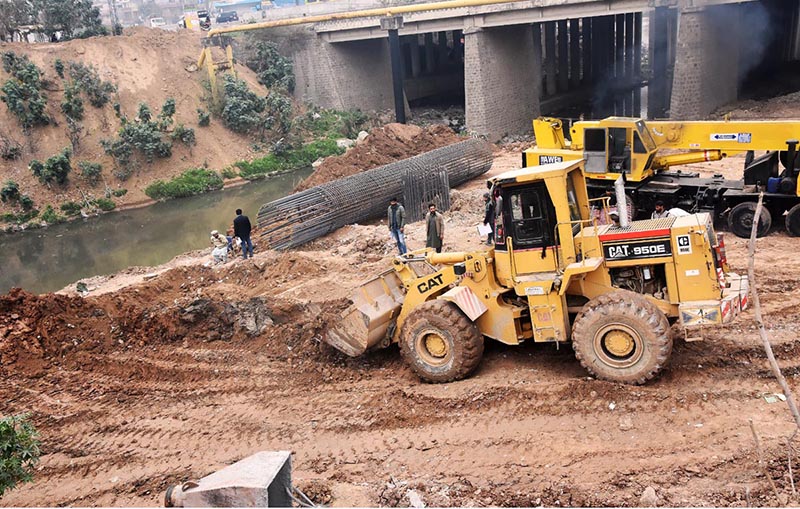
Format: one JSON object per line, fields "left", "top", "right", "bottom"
{"left": 145, "top": 168, "right": 224, "bottom": 200}
{"left": 0, "top": 414, "right": 41, "bottom": 497}
{"left": 221, "top": 167, "right": 238, "bottom": 179}
{"left": 299, "top": 107, "right": 369, "bottom": 139}
{"left": 219, "top": 75, "right": 266, "bottom": 134}
{"left": 236, "top": 138, "right": 343, "bottom": 179}
{"left": 78, "top": 161, "right": 102, "bottom": 184}
{"left": 1, "top": 180, "right": 20, "bottom": 202}
{"left": 112, "top": 188, "right": 127, "bottom": 197}
{"left": 54, "top": 59, "right": 65, "bottom": 78}
{"left": 0, "top": 209, "right": 39, "bottom": 224}
{"left": 264, "top": 92, "right": 292, "bottom": 134}
{"left": 93, "top": 197, "right": 115, "bottom": 211}
{"left": 60, "top": 201, "right": 82, "bottom": 215}
{"left": 172, "top": 124, "right": 196, "bottom": 146}
{"left": 197, "top": 108, "right": 210, "bottom": 127}
{"left": 31, "top": 147, "right": 72, "bottom": 185}
{"left": 41, "top": 204, "right": 65, "bottom": 224}
{"left": 246, "top": 41, "right": 295, "bottom": 92}
{"left": 137, "top": 102, "right": 152, "bottom": 122}
{"left": 19, "top": 194, "right": 34, "bottom": 210}
{"left": 157, "top": 98, "right": 176, "bottom": 130}
{"left": 0, "top": 52, "right": 49, "bottom": 129}
{"left": 67, "top": 62, "right": 115, "bottom": 108}
{"left": 101, "top": 118, "right": 172, "bottom": 177}
{"left": 61, "top": 81, "right": 84, "bottom": 121}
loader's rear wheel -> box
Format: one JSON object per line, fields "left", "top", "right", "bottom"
{"left": 572, "top": 291, "right": 672, "bottom": 385}
{"left": 728, "top": 201, "right": 772, "bottom": 238}
{"left": 786, "top": 204, "right": 800, "bottom": 237}
{"left": 400, "top": 300, "right": 484, "bottom": 383}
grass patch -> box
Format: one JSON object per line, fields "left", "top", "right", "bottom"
{"left": 145, "top": 168, "right": 224, "bottom": 200}
{"left": 235, "top": 138, "right": 343, "bottom": 180}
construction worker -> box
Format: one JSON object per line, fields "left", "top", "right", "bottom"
{"left": 425, "top": 203, "right": 445, "bottom": 253}
{"left": 233, "top": 208, "right": 253, "bottom": 259}
{"left": 651, "top": 200, "right": 671, "bottom": 219}
{"left": 482, "top": 192, "right": 495, "bottom": 245}
{"left": 387, "top": 197, "right": 407, "bottom": 255}
{"left": 210, "top": 230, "right": 228, "bottom": 263}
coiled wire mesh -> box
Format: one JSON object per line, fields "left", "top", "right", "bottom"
{"left": 256, "top": 139, "right": 493, "bottom": 250}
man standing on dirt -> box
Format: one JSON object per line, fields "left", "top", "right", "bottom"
{"left": 425, "top": 203, "right": 444, "bottom": 253}
{"left": 482, "top": 192, "right": 495, "bottom": 245}
{"left": 387, "top": 197, "right": 407, "bottom": 255}
{"left": 234, "top": 208, "right": 253, "bottom": 259}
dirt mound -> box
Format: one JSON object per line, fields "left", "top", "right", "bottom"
{"left": 0, "top": 28, "right": 264, "bottom": 214}
{"left": 295, "top": 123, "right": 461, "bottom": 191}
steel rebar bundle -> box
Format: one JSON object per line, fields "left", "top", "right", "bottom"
{"left": 256, "top": 139, "right": 493, "bottom": 250}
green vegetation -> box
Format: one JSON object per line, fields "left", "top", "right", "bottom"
{"left": 93, "top": 197, "right": 115, "bottom": 211}
{"left": 1, "top": 208, "right": 38, "bottom": 224}
{"left": 145, "top": 168, "right": 223, "bottom": 200}
{"left": 30, "top": 147, "right": 72, "bottom": 185}
{"left": 246, "top": 41, "right": 295, "bottom": 92}
{"left": 1, "top": 180, "right": 19, "bottom": 202}
{"left": 235, "top": 139, "right": 343, "bottom": 180}
{"left": 219, "top": 75, "right": 266, "bottom": 134}
{"left": 172, "top": 124, "right": 196, "bottom": 147}
{"left": 54, "top": 58, "right": 64, "bottom": 78}
{"left": 0, "top": 413, "right": 41, "bottom": 497}
{"left": 78, "top": 160, "right": 102, "bottom": 184}
{"left": 61, "top": 80, "right": 84, "bottom": 121}
{"left": 40, "top": 204, "right": 65, "bottom": 224}
{"left": 60, "top": 201, "right": 82, "bottom": 215}
{"left": 298, "top": 106, "right": 369, "bottom": 139}
{"left": 197, "top": 108, "right": 210, "bottom": 127}
{"left": 19, "top": 194, "right": 33, "bottom": 210}
{"left": 111, "top": 188, "right": 127, "bottom": 197}
{"left": 221, "top": 167, "right": 238, "bottom": 179}
{"left": 67, "top": 62, "right": 115, "bottom": 108}
{"left": 0, "top": 52, "right": 49, "bottom": 129}
{"left": 264, "top": 93, "right": 292, "bottom": 134}
{"left": 101, "top": 98, "right": 176, "bottom": 179}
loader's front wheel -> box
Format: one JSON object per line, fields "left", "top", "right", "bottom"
{"left": 572, "top": 291, "right": 672, "bottom": 385}
{"left": 400, "top": 300, "right": 484, "bottom": 383}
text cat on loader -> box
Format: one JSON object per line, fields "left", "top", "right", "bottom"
{"left": 325, "top": 159, "right": 749, "bottom": 384}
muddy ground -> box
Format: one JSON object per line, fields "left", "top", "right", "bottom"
{"left": 2, "top": 142, "right": 800, "bottom": 507}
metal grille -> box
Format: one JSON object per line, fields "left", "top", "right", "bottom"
{"left": 607, "top": 216, "right": 676, "bottom": 232}
{"left": 256, "top": 139, "right": 493, "bottom": 250}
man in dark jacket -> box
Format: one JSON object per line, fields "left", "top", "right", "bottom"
{"left": 233, "top": 208, "right": 253, "bottom": 259}
{"left": 483, "top": 192, "right": 495, "bottom": 245}
{"left": 425, "top": 203, "right": 444, "bottom": 253}
{"left": 387, "top": 197, "right": 407, "bottom": 254}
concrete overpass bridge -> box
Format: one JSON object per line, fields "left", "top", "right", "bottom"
{"left": 275, "top": 0, "right": 800, "bottom": 140}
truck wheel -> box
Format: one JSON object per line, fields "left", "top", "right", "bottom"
{"left": 728, "top": 201, "right": 772, "bottom": 238}
{"left": 399, "top": 300, "right": 484, "bottom": 383}
{"left": 572, "top": 291, "right": 672, "bottom": 385}
{"left": 787, "top": 204, "right": 800, "bottom": 237}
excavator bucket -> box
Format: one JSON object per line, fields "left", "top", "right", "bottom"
{"left": 325, "top": 269, "right": 405, "bottom": 357}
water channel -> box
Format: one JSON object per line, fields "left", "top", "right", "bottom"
{"left": 0, "top": 168, "right": 313, "bottom": 294}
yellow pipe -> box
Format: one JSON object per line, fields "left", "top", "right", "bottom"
{"left": 206, "top": 0, "right": 523, "bottom": 38}
{"left": 652, "top": 150, "right": 724, "bottom": 170}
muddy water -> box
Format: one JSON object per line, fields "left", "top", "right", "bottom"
{"left": 0, "top": 169, "right": 312, "bottom": 294}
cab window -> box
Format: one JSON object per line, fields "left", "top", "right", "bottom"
{"left": 504, "top": 184, "right": 555, "bottom": 248}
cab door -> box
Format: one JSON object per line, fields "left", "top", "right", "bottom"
{"left": 583, "top": 128, "right": 608, "bottom": 174}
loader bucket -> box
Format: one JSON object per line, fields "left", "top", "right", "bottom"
{"left": 325, "top": 269, "right": 405, "bottom": 357}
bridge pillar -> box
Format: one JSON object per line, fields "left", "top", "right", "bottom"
{"left": 569, "top": 18, "right": 580, "bottom": 91}
{"left": 669, "top": 4, "right": 742, "bottom": 119}
{"left": 544, "top": 22, "right": 557, "bottom": 97}
{"left": 293, "top": 35, "right": 394, "bottom": 113}
{"left": 464, "top": 25, "right": 540, "bottom": 141}
{"left": 424, "top": 33, "right": 436, "bottom": 74}
{"left": 557, "top": 20, "right": 569, "bottom": 93}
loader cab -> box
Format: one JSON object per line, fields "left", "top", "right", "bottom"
{"left": 490, "top": 160, "right": 592, "bottom": 287}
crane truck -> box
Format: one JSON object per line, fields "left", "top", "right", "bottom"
{"left": 325, "top": 159, "right": 748, "bottom": 385}
{"left": 523, "top": 117, "right": 800, "bottom": 238}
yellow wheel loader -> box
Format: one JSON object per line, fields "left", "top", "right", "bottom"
{"left": 325, "top": 159, "right": 748, "bottom": 384}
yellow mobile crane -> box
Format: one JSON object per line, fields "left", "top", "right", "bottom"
{"left": 326, "top": 159, "right": 748, "bottom": 385}
{"left": 524, "top": 117, "right": 800, "bottom": 238}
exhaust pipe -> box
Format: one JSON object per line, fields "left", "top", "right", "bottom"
{"left": 614, "top": 176, "right": 629, "bottom": 228}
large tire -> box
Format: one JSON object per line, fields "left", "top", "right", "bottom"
{"left": 787, "top": 204, "right": 800, "bottom": 237}
{"left": 728, "top": 201, "right": 772, "bottom": 238}
{"left": 572, "top": 291, "right": 672, "bottom": 385}
{"left": 399, "top": 300, "right": 484, "bottom": 383}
